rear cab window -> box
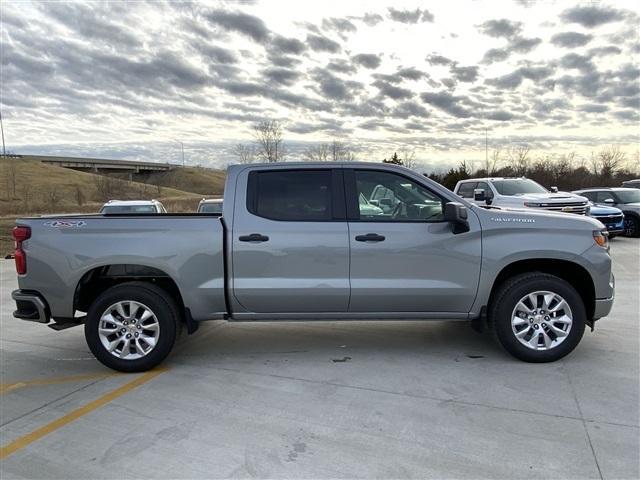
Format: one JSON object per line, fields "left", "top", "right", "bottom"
{"left": 247, "top": 169, "right": 343, "bottom": 221}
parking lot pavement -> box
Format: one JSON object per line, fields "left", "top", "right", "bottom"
{"left": 1, "top": 239, "right": 638, "bottom": 479}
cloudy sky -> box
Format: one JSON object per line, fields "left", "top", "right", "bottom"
{"left": 1, "top": 0, "right": 638, "bottom": 170}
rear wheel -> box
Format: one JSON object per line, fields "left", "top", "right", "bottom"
{"left": 85, "top": 282, "right": 179, "bottom": 372}
{"left": 490, "top": 273, "right": 586, "bottom": 362}
{"left": 623, "top": 215, "right": 639, "bottom": 237}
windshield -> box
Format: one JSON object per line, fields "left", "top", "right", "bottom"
{"left": 198, "top": 202, "right": 223, "bottom": 214}
{"left": 100, "top": 205, "right": 157, "bottom": 214}
{"left": 616, "top": 190, "right": 640, "bottom": 204}
{"left": 491, "top": 179, "right": 548, "bottom": 195}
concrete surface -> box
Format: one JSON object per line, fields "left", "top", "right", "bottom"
{"left": 1, "top": 238, "right": 638, "bottom": 479}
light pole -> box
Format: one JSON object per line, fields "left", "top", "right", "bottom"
{"left": 174, "top": 140, "right": 185, "bottom": 167}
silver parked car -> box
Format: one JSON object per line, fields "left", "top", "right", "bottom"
{"left": 100, "top": 200, "right": 166, "bottom": 214}
{"left": 197, "top": 198, "right": 223, "bottom": 214}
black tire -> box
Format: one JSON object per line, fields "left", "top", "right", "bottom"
{"left": 489, "top": 273, "right": 586, "bottom": 363}
{"left": 623, "top": 215, "right": 640, "bottom": 238}
{"left": 85, "top": 282, "right": 180, "bottom": 372}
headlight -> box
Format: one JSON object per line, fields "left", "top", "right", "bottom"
{"left": 524, "top": 202, "right": 542, "bottom": 207}
{"left": 593, "top": 229, "right": 609, "bottom": 249}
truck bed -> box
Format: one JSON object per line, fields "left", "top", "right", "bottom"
{"left": 15, "top": 214, "right": 227, "bottom": 321}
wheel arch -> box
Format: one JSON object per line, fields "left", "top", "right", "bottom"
{"left": 74, "top": 264, "right": 186, "bottom": 320}
{"left": 488, "top": 259, "right": 596, "bottom": 321}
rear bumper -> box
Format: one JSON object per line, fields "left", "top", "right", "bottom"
{"left": 11, "top": 290, "right": 50, "bottom": 323}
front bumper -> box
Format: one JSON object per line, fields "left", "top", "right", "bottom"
{"left": 594, "top": 297, "right": 614, "bottom": 320}
{"left": 11, "top": 290, "right": 50, "bottom": 323}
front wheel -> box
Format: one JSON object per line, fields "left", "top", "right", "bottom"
{"left": 623, "top": 216, "right": 640, "bottom": 237}
{"left": 85, "top": 282, "right": 179, "bottom": 372}
{"left": 490, "top": 273, "right": 586, "bottom": 362}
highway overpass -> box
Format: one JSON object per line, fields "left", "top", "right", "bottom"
{"left": 8, "top": 155, "right": 177, "bottom": 174}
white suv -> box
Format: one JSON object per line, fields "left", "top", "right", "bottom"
{"left": 100, "top": 200, "right": 166, "bottom": 214}
{"left": 454, "top": 178, "right": 589, "bottom": 215}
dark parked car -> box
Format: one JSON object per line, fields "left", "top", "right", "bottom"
{"left": 573, "top": 188, "right": 640, "bottom": 237}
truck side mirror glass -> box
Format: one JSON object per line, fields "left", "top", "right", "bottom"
{"left": 473, "top": 189, "right": 486, "bottom": 202}
{"left": 550, "top": 186, "right": 559, "bottom": 193}
{"left": 444, "top": 202, "right": 470, "bottom": 234}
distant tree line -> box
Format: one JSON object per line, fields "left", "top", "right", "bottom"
{"left": 425, "top": 145, "right": 639, "bottom": 191}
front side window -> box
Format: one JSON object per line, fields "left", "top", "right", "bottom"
{"left": 614, "top": 190, "right": 640, "bottom": 204}
{"left": 476, "top": 181, "right": 493, "bottom": 199}
{"left": 596, "top": 191, "right": 616, "bottom": 203}
{"left": 457, "top": 182, "right": 477, "bottom": 198}
{"left": 248, "top": 170, "right": 332, "bottom": 221}
{"left": 354, "top": 170, "right": 444, "bottom": 222}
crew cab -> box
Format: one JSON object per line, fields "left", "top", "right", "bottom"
{"left": 454, "top": 177, "right": 590, "bottom": 215}
{"left": 12, "top": 163, "right": 614, "bottom": 371}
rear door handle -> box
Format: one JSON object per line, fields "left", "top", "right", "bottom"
{"left": 239, "top": 233, "right": 269, "bottom": 242}
{"left": 355, "top": 233, "right": 386, "bottom": 242}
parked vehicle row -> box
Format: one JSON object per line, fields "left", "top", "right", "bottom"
{"left": 13, "top": 163, "right": 614, "bottom": 372}
{"left": 572, "top": 188, "right": 640, "bottom": 238}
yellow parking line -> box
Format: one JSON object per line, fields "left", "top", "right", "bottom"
{"left": 0, "top": 373, "right": 121, "bottom": 395}
{"left": 0, "top": 368, "right": 166, "bottom": 460}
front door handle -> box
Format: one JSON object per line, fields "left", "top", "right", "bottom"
{"left": 239, "top": 233, "right": 269, "bottom": 242}
{"left": 355, "top": 233, "right": 386, "bottom": 242}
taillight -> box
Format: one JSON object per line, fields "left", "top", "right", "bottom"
{"left": 12, "top": 226, "right": 31, "bottom": 274}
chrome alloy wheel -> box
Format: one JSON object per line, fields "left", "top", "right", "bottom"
{"left": 98, "top": 301, "right": 160, "bottom": 359}
{"left": 511, "top": 291, "right": 573, "bottom": 351}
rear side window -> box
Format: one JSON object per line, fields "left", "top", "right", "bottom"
{"left": 247, "top": 170, "right": 333, "bottom": 221}
{"left": 457, "top": 182, "right": 476, "bottom": 198}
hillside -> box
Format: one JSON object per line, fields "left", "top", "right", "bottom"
{"left": 139, "top": 166, "right": 226, "bottom": 196}
{"left": 1, "top": 158, "right": 211, "bottom": 254}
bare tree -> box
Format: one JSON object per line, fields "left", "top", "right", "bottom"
{"left": 399, "top": 148, "right": 416, "bottom": 169}
{"left": 232, "top": 143, "right": 257, "bottom": 164}
{"left": 303, "top": 143, "right": 330, "bottom": 161}
{"left": 330, "top": 140, "right": 356, "bottom": 161}
{"left": 21, "top": 183, "right": 32, "bottom": 211}
{"left": 253, "top": 120, "right": 285, "bottom": 162}
{"left": 509, "top": 145, "right": 530, "bottom": 176}
{"left": 486, "top": 149, "right": 501, "bottom": 175}
{"left": 597, "top": 145, "right": 625, "bottom": 178}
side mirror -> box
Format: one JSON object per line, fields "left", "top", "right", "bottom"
{"left": 444, "top": 202, "right": 470, "bottom": 234}
{"left": 550, "top": 186, "right": 559, "bottom": 193}
{"left": 604, "top": 198, "right": 615, "bottom": 204}
{"left": 473, "top": 188, "right": 486, "bottom": 202}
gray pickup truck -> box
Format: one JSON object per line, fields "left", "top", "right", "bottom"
{"left": 11, "top": 163, "right": 614, "bottom": 371}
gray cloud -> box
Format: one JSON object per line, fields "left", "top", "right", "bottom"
{"left": 487, "top": 64, "right": 555, "bottom": 89}
{"left": 312, "top": 70, "right": 360, "bottom": 100}
{"left": 551, "top": 32, "right": 593, "bottom": 48}
{"left": 327, "top": 59, "right": 357, "bottom": 74}
{"left": 306, "top": 33, "right": 341, "bottom": 52}
{"left": 511, "top": 36, "right": 542, "bottom": 53}
{"left": 352, "top": 53, "right": 382, "bottom": 69}
{"left": 579, "top": 103, "right": 608, "bottom": 113}
{"left": 361, "top": 13, "right": 384, "bottom": 26}
{"left": 588, "top": 45, "right": 622, "bottom": 56}
{"left": 205, "top": 9, "right": 270, "bottom": 42}
{"left": 271, "top": 35, "right": 306, "bottom": 55}
{"left": 262, "top": 67, "right": 300, "bottom": 86}
{"left": 478, "top": 19, "right": 522, "bottom": 38}
{"left": 397, "top": 67, "right": 425, "bottom": 80}
{"left": 392, "top": 101, "right": 429, "bottom": 119}
{"left": 450, "top": 65, "right": 479, "bottom": 83}
{"left": 420, "top": 91, "right": 472, "bottom": 118}
{"left": 426, "top": 54, "right": 454, "bottom": 66}
{"left": 373, "top": 80, "right": 413, "bottom": 99}
{"left": 561, "top": 5, "right": 627, "bottom": 28}
{"left": 387, "top": 7, "right": 434, "bottom": 24}
{"left": 322, "top": 17, "right": 357, "bottom": 34}
{"left": 481, "top": 48, "right": 510, "bottom": 64}
{"left": 197, "top": 44, "right": 237, "bottom": 64}
{"left": 560, "top": 53, "right": 595, "bottom": 72}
